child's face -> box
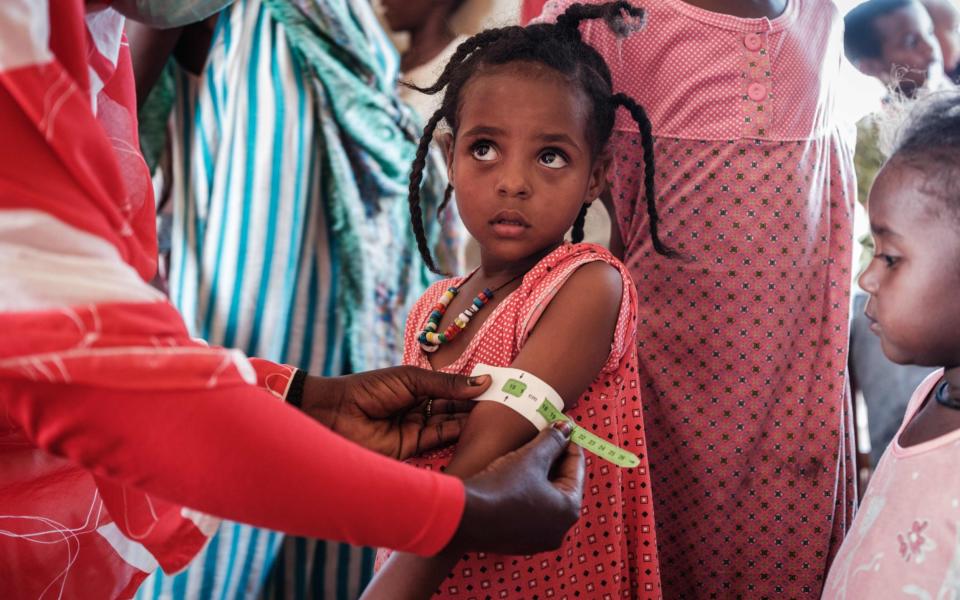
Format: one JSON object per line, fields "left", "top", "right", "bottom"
{"left": 858, "top": 160, "right": 960, "bottom": 366}
{"left": 862, "top": 4, "right": 941, "bottom": 92}
{"left": 445, "top": 63, "right": 609, "bottom": 268}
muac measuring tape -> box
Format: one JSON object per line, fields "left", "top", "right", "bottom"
{"left": 470, "top": 364, "right": 640, "bottom": 468}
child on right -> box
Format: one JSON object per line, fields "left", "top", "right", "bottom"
{"left": 843, "top": 0, "right": 945, "bottom": 469}
{"left": 822, "top": 91, "right": 960, "bottom": 596}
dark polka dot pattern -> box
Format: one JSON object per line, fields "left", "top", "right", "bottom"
{"left": 378, "top": 244, "right": 661, "bottom": 599}
{"left": 534, "top": 0, "right": 859, "bottom": 595}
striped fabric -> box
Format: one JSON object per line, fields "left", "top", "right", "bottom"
{"left": 136, "top": 1, "right": 456, "bottom": 598}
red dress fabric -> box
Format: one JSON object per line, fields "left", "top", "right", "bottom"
{"left": 0, "top": 2, "right": 464, "bottom": 598}
{"left": 379, "top": 244, "right": 661, "bottom": 599}
{"left": 535, "top": 1, "right": 857, "bottom": 596}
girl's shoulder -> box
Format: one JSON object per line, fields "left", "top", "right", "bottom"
{"left": 520, "top": 243, "right": 633, "bottom": 294}
{"left": 517, "top": 243, "right": 638, "bottom": 373}
{"left": 529, "top": 241, "right": 626, "bottom": 271}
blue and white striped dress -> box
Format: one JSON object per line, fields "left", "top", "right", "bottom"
{"left": 136, "top": 0, "right": 457, "bottom": 598}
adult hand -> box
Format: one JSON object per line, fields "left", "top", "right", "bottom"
{"left": 445, "top": 422, "right": 585, "bottom": 555}
{"left": 300, "top": 367, "right": 491, "bottom": 460}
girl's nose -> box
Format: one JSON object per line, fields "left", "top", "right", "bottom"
{"left": 858, "top": 257, "right": 879, "bottom": 294}
{"left": 496, "top": 162, "right": 532, "bottom": 199}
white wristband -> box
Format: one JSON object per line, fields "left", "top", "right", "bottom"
{"left": 469, "top": 364, "right": 565, "bottom": 431}
{"left": 469, "top": 364, "right": 642, "bottom": 468}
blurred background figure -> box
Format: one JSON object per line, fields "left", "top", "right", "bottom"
{"left": 922, "top": 0, "right": 960, "bottom": 81}
{"left": 843, "top": 0, "right": 951, "bottom": 477}
{"left": 129, "top": 1, "right": 458, "bottom": 598}
{"left": 380, "top": 0, "right": 470, "bottom": 121}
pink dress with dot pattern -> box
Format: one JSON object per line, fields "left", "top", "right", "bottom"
{"left": 377, "top": 243, "right": 661, "bottom": 599}
{"left": 536, "top": 1, "right": 857, "bottom": 596}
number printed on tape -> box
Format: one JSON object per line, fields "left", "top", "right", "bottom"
{"left": 536, "top": 399, "right": 640, "bottom": 468}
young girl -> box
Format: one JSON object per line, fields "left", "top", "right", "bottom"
{"left": 822, "top": 92, "right": 960, "bottom": 596}
{"left": 365, "top": 3, "right": 666, "bottom": 599}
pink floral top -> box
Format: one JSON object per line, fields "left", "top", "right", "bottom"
{"left": 378, "top": 243, "right": 662, "bottom": 599}
{"left": 823, "top": 371, "right": 960, "bottom": 599}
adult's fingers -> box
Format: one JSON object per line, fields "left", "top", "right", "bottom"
{"left": 550, "top": 439, "right": 585, "bottom": 498}
{"left": 411, "top": 416, "right": 467, "bottom": 457}
{"left": 512, "top": 421, "right": 574, "bottom": 471}
{"left": 397, "top": 366, "right": 491, "bottom": 401}
{"left": 446, "top": 420, "right": 583, "bottom": 556}
{"left": 425, "top": 398, "right": 475, "bottom": 417}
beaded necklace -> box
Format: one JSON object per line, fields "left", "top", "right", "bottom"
{"left": 418, "top": 270, "right": 525, "bottom": 353}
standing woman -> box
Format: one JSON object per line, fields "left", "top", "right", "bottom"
{"left": 129, "top": 1, "right": 463, "bottom": 598}
{"left": 535, "top": 0, "right": 858, "bottom": 596}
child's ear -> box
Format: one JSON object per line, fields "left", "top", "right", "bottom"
{"left": 586, "top": 151, "right": 613, "bottom": 201}
{"left": 439, "top": 131, "right": 455, "bottom": 184}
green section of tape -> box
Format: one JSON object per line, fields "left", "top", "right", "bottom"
{"left": 536, "top": 399, "right": 640, "bottom": 468}
{"left": 501, "top": 378, "right": 527, "bottom": 398}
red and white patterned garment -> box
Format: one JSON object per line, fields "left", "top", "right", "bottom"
{"left": 0, "top": 2, "right": 464, "bottom": 598}
{"left": 379, "top": 243, "right": 661, "bottom": 599}
{"left": 823, "top": 371, "right": 960, "bottom": 599}
{"left": 537, "top": 0, "right": 857, "bottom": 596}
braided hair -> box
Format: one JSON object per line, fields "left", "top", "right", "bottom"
{"left": 407, "top": 1, "right": 675, "bottom": 273}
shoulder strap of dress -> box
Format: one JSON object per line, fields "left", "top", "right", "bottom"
{"left": 517, "top": 243, "right": 637, "bottom": 374}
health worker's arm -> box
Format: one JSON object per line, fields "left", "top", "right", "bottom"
{"left": 4, "top": 379, "right": 464, "bottom": 557}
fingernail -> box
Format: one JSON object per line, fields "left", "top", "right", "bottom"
{"left": 551, "top": 420, "right": 574, "bottom": 438}
{"left": 468, "top": 375, "right": 490, "bottom": 386}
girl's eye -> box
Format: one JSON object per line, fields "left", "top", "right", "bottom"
{"left": 471, "top": 143, "right": 499, "bottom": 162}
{"left": 539, "top": 150, "right": 569, "bottom": 169}
{"left": 876, "top": 253, "right": 900, "bottom": 268}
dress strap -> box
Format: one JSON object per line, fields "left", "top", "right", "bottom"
{"left": 517, "top": 243, "right": 638, "bottom": 374}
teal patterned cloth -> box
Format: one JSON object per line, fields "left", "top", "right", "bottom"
{"left": 136, "top": 1, "right": 458, "bottom": 598}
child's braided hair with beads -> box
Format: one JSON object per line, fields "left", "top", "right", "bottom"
{"left": 406, "top": 1, "right": 675, "bottom": 274}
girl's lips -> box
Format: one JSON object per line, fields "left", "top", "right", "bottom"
{"left": 489, "top": 210, "right": 530, "bottom": 238}
{"left": 865, "top": 312, "right": 880, "bottom": 333}
{"left": 490, "top": 221, "right": 529, "bottom": 238}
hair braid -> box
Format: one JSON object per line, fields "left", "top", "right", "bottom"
{"left": 611, "top": 92, "right": 676, "bottom": 258}
{"left": 437, "top": 184, "right": 454, "bottom": 217}
{"left": 408, "top": 109, "right": 446, "bottom": 274}
{"left": 556, "top": 1, "right": 646, "bottom": 40}
{"left": 571, "top": 204, "right": 590, "bottom": 243}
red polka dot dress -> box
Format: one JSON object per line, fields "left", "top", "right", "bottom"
{"left": 536, "top": 1, "right": 857, "bottom": 597}
{"left": 378, "top": 243, "right": 661, "bottom": 599}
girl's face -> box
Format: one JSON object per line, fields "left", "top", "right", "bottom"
{"left": 858, "top": 160, "right": 960, "bottom": 366}
{"left": 445, "top": 62, "right": 609, "bottom": 270}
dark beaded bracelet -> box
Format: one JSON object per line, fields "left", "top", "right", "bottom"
{"left": 286, "top": 368, "right": 308, "bottom": 409}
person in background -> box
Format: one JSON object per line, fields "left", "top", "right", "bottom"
{"left": 845, "top": 0, "right": 942, "bottom": 99}
{"left": 126, "top": 1, "right": 463, "bottom": 598}
{"left": 921, "top": 0, "right": 960, "bottom": 81}
{"left": 381, "top": 0, "right": 469, "bottom": 122}
{"left": 534, "top": 0, "right": 858, "bottom": 596}
{"left": 843, "top": 0, "right": 944, "bottom": 471}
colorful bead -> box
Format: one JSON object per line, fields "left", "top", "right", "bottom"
{"left": 418, "top": 273, "right": 525, "bottom": 352}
